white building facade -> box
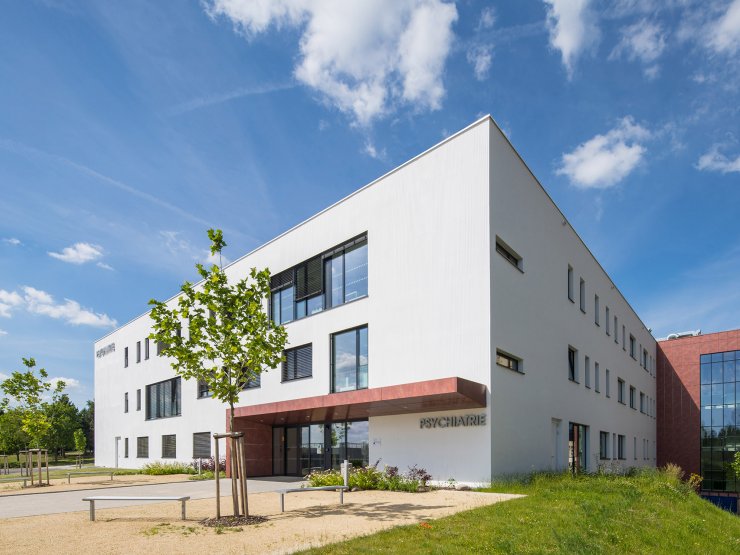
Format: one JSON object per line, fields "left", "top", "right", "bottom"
{"left": 94, "top": 116, "right": 657, "bottom": 484}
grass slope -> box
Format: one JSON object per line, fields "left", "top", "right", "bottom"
{"left": 304, "top": 469, "right": 740, "bottom": 554}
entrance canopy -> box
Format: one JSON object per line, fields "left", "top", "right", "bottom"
{"left": 233, "top": 376, "right": 487, "bottom": 426}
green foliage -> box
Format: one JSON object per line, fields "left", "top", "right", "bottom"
{"left": 141, "top": 461, "right": 196, "bottom": 475}
{"left": 43, "top": 394, "right": 79, "bottom": 461}
{"left": 732, "top": 452, "right": 740, "bottom": 478}
{"left": 302, "top": 468, "right": 740, "bottom": 555}
{"left": 0, "top": 357, "right": 65, "bottom": 448}
{"left": 148, "top": 229, "right": 287, "bottom": 431}
{"left": 0, "top": 408, "right": 28, "bottom": 455}
{"left": 306, "top": 468, "right": 346, "bottom": 487}
{"left": 78, "top": 400, "right": 94, "bottom": 452}
{"left": 73, "top": 428, "right": 87, "bottom": 453}
{"left": 188, "top": 470, "right": 226, "bottom": 481}
{"left": 306, "top": 464, "right": 428, "bottom": 492}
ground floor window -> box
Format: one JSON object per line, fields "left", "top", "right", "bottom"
{"left": 272, "top": 419, "right": 369, "bottom": 476}
{"left": 162, "top": 434, "right": 176, "bottom": 459}
{"left": 568, "top": 422, "right": 588, "bottom": 474}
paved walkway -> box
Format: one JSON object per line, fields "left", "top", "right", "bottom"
{"left": 0, "top": 477, "right": 301, "bottom": 519}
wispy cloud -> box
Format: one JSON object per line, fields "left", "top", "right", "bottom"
{"left": 168, "top": 82, "right": 296, "bottom": 115}
{"left": 160, "top": 230, "right": 231, "bottom": 267}
{"left": 543, "top": 0, "right": 600, "bottom": 78}
{"left": 0, "top": 329, "right": 7, "bottom": 337}
{"left": 609, "top": 19, "right": 666, "bottom": 78}
{"left": 0, "top": 286, "right": 116, "bottom": 328}
{"left": 205, "top": 0, "right": 459, "bottom": 125}
{"left": 707, "top": 0, "right": 740, "bottom": 55}
{"left": 696, "top": 143, "right": 740, "bottom": 174}
{"left": 2, "top": 238, "right": 21, "bottom": 246}
{"left": 96, "top": 262, "right": 114, "bottom": 271}
{"left": 48, "top": 242, "right": 103, "bottom": 264}
{"left": 362, "top": 140, "right": 387, "bottom": 161}
{"left": 467, "top": 45, "right": 493, "bottom": 81}
{"left": 557, "top": 116, "right": 650, "bottom": 189}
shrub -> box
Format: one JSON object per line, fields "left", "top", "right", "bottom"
{"left": 141, "top": 461, "right": 195, "bottom": 475}
{"left": 307, "top": 462, "right": 432, "bottom": 492}
{"left": 191, "top": 457, "right": 226, "bottom": 473}
{"left": 188, "top": 470, "right": 226, "bottom": 481}
{"left": 306, "top": 468, "right": 345, "bottom": 487}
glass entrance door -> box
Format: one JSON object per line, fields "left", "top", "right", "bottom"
{"left": 569, "top": 422, "right": 588, "bottom": 474}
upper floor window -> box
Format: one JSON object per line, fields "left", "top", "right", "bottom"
{"left": 136, "top": 341, "right": 141, "bottom": 363}
{"left": 579, "top": 278, "right": 586, "bottom": 312}
{"left": 496, "top": 350, "right": 522, "bottom": 373}
{"left": 331, "top": 325, "right": 368, "bottom": 393}
{"left": 568, "top": 346, "right": 578, "bottom": 382}
{"left": 642, "top": 348, "right": 648, "bottom": 369}
{"left": 584, "top": 356, "right": 591, "bottom": 388}
{"left": 495, "top": 238, "right": 522, "bottom": 271}
{"left": 605, "top": 307, "right": 610, "bottom": 335}
{"left": 567, "top": 265, "right": 574, "bottom": 301}
{"left": 605, "top": 369, "right": 611, "bottom": 397}
{"left": 197, "top": 378, "right": 211, "bottom": 399}
{"left": 629, "top": 386, "right": 636, "bottom": 409}
{"left": 629, "top": 335, "right": 636, "bottom": 359}
{"left": 282, "top": 344, "right": 313, "bottom": 381}
{"left": 124, "top": 392, "right": 128, "bottom": 413}
{"left": 144, "top": 338, "right": 150, "bottom": 360}
{"left": 594, "top": 362, "right": 600, "bottom": 392}
{"left": 124, "top": 347, "right": 129, "bottom": 368}
{"left": 622, "top": 325, "right": 626, "bottom": 350}
{"left": 136, "top": 389, "right": 141, "bottom": 411}
{"left": 146, "top": 377, "right": 181, "bottom": 420}
{"left": 640, "top": 391, "right": 645, "bottom": 413}
{"left": 594, "top": 295, "right": 599, "bottom": 325}
{"left": 618, "top": 378, "right": 625, "bottom": 404}
{"left": 271, "top": 235, "right": 368, "bottom": 325}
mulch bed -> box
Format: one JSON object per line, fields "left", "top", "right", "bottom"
{"left": 200, "top": 515, "right": 268, "bottom": 527}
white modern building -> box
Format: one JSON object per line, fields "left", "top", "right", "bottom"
{"left": 94, "top": 116, "right": 657, "bottom": 484}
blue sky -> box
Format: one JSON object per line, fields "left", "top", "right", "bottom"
{"left": 1, "top": 0, "right": 739, "bottom": 406}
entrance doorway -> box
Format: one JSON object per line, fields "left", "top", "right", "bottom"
{"left": 272, "top": 420, "right": 369, "bottom": 476}
{"left": 568, "top": 422, "right": 588, "bottom": 474}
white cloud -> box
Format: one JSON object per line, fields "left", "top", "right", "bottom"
{"left": 49, "top": 376, "right": 81, "bottom": 390}
{"left": 168, "top": 82, "right": 295, "bottom": 115}
{"left": 708, "top": 0, "right": 740, "bottom": 54}
{"left": 2, "top": 238, "right": 21, "bottom": 246}
{"left": 696, "top": 144, "right": 740, "bottom": 174}
{"left": 362, "top": 140, "right": 387, "bottom": 161}
{"left": 557, "top": 117, "right": 650, "bottom": 189}
{"left": 0, "top": 289, "right": 24, "bottom": 318}
{"left": 48, "top": 242, "right": 103, "bottom": 264}
{"left": 477, "top": 6, "right": 496, "bottom": 30}
{"left": 467, "top": 45, "right": 493, "bottom": 80}
{"left": 22, "top": 286, "right": 117, "bottom": 328}
{"left": 0, "top": 329, "right": 7, "bottom": 336}
{"left": 543, "top": 0, "right": 599, "bottom": 78}
{"left": 610, "top": 19, "right": 666, "bottom": 76}
{"left": 205, "top": 0, "right": 458, "bottom": 125}
{"left": 96, "top": 262, "right": 114, "bottom": 271}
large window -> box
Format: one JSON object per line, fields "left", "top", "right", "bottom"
{"left": 162, "top": 434, "right": 176, "bottom": 459}
{"left": 271, "top": 235, "right": 368, "bottom": 325}
{"left": 146, "top": 377, "right": 181, "bottom": 420}
{"left": 700, "top": 350, "right": 739, "bottom": 492}
{"left": 193, "top": 432, "right": 211, "bottom": 459}
{"left": 137, "top": 436, "right": 149, "bottom": 458}
{"left": 282, "top": 344, "right": 313, "bottom": 381}
{"left": 331, "top": 326, "right": 368, "bottom": 393}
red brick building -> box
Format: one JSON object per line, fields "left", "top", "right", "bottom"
{"left": 657, "top": 329, "right": 740, "bottom": 498}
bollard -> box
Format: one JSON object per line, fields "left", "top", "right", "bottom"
{"left": 342, "top": 459, "right": 349, "bottom": 487}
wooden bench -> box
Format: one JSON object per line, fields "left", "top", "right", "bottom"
{"left": 0, "top": 476, "right": 28, "bottom": 487}
{"left": 277, "top": 485, "right": 349, "bottom": 513}
{"left": 67, "top": 471, "right": 114, "bottom": 484}
{"left": 81, "top": 495, "right": 190, "bottom": 521}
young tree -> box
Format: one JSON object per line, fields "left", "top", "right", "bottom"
{"left": 73, "top": 428, "right": 87, "bottom": 453}
{"left": 149, "top": 228, "right": 287, "bottom": 517}
{"left": 0, "top": 408, "right": 29, "bottom": 461}
{"left": 0, "top": 358, "right": 65, "bottom": 449}
{"left": 43, "top": 394, "right": 79, "bottom": 461}
{"left": 79, "top": 400, "right": 94, "bottom": 452}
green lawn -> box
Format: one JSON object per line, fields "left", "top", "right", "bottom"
{"left": 302, "top": 469, "right": 740, "bottom": 554}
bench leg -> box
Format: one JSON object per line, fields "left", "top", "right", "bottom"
{"left": 89, "top": 501, "right": 95, "bottom": 522}
{"left": 280, "top": 493, "right": 285, "bottom": 513}
{"left": 340, "top": 489, "right": 344, "bottom": 505}
{"left": 181, "top": 500, "right": 186, "bottom": 520}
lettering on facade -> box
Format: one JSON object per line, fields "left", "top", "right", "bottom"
{"left": 419, "top": 413, "right": 487, "bottom": 429}
{"left": 96, "top": 343, "right": 116, "bottom": 358}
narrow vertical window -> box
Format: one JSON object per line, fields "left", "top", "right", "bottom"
{"left": 144, "top": 338, "right": 150, "bottom": 360}
{"left": 618, "top": 435, "right": 625, "bottom": 460}
{"left": 136, "top": 341, "right": 141, "bottom": 363}
{"left": 606, "top": 369, "right": 611, "bottom": 397}
{"left": 629, "top": 335, "right": 636, "bottom": 358}
{"left": 634, "top": 437, "right": 637, "bottom": 460}
{"left": 599, "top": 431, "right": 609, "bottom": 459}
{"left": 629, "top": 386, "right": 636, "bottom": 409}
{"left": 614, "top": 316, "right": 618, "bottom": 343}
{"left": 124, "top": 347, "right": 128, "bottom": 368}
{"left": 640, "top": 392, "right": 645, "bottom": 413}
{"left": 124, "top": 392, "right": 128, "bottom": 413}
{"left": 136, "top": 389, "right": 141, "bottom": 411}
{"left": 579, "top": 278, "right": 586, "bottom": 312}
{"left": 594, "top": 295, "right": 599, "bottom": 325}
{"left": 584, "top": 356, "right": 591, "bottom": 388}
{"left": 622, "top": 325, "right": 626, "bottom": 350}
{"left": 124, "top": 438, "right": 129, "bottom": 458}
{"left": 331, "top": 326, "right": 368, "bottom": 393}
{"left": 567, "top": 265, "right": 574, "bottom": 301}
{"left": 594, "top": 362, "right": 600, "bottom": 392}
{"left": 568, "top": 347, "right": 578, "bottom": 382}
{"left": 605, "top": 307, "right": 610, "bottom": 335}
{"left": 618, "top": 379, "right": 625, "bottom": 404}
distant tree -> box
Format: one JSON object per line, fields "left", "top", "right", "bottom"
{"left": 0, "top": 408, "right": 28, "bottom": 461}
{"left": 73, "top": 428, "right": 87, "bottom": 453}
{"left": 0, "top": 358, "right": 65, "bottom": 449}
{"left": 79, "top": 400, "right": 94, "bottom": 452}
{"left": 43, "top": 394, "right": 79, "bottom": 461}
{"left": 149, "top": 228, "right": 287, "bottom": 517}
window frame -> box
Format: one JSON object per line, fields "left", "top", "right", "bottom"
{"left": 568, "top": 346, "right": 579, "bottom": 383}
{"left": 330, "top": 325, "right": 368, "bottom": 394}
{"left": 617, "top": 378, "right": 626, "bottom": 404}
{"left": 599, "top": 431, "right": 609, "bottom": 460}
{"left": 161, "top": 434, "right": 177, "bottom": 459}
{"left": 579, "top": 278, "right": 586, "bottom": 313}
{"left": 496, "top": 350, "right": 523, "bottom": 374}
{"left": 282, "top": 343, "right": 313, "bottom": 382}
{"left": 144, "top": 337, "right": 150, "bottom": 360}
{"left": 145, "top": 377, "right": 182, "bottom": 420}
{"left": 136, "top": 436, "right": 149, "bottom": 459}
{"left": 495, "top": 237, "right": 523, "bottom": 272}
{"left": 567, "top": 265, "right": 574, "bottom": 302}
{"left": 594, "top": 295, "right": 600, "bottom": 326}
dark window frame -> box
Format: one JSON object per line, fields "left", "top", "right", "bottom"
{"left": 136, "top": 436, "right": 149, "bottom": 458}
{"left": 193, "top": 432, "right": 211, "bottom": 459}
{"left": 136, "top": 341, "right": 141, "bottom": 363}
{"left": 145, "top": 377, "right": 181, "bottom": 420}
{"left": 331, "top": 325, "right": 368, "bottom": 394}
{"left": 124, "top": 437, "right": 129, "bottom": 458}
{"left": 124, "top": 392, "right": 128, "bottom": 413}
{"left": 124, "top": 347, "right": 128, "bottom": 368}
{"left": 282, "top": 344, "right": 313, "bottom": 382}
{"left": 568, "top": 346, "right": 578, "bottom": 383}
{"left": 136, "top": 389, "right": 141, "bottom": 411}
{"left": 161, "top": 434, "right": 176, "bottom": 459}
{"left": 599, "top": 431, "right": 609, "bottom": 460}
{"left": 496, "top": 350, "right": 523, "bottom": 373}
{"left": 495, "top": 237, "right": 523, "bottom": 271}
{"left": 618, "top": 378, "right": 626, "bottom": 404}
{"left": 144, "top": 337, "right": 150, "bottom": 360}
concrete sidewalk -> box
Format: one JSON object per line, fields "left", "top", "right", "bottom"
{"left": 0, "top": 476, "right": 302, "bottom": 519}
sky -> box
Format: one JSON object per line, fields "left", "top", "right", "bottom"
{"left": 1, "top": 0, "right": 739, "bottom": 407}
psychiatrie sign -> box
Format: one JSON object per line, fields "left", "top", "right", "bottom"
{"left": 419, "top": 413, "right": 486, "bottom": 429}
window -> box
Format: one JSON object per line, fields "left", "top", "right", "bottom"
{"left": 568, "top": 347, "right": 578, "bottom": 382}
{"left": 197, "top": 379, "right": 211, "bottom": 399}
{"left": 496, "top": 350, "right": 522, "bottom": 373}
{"left": 156, "top": 340, "right": 167, "bottom": 356}
{"left": 162, "top": 434, "right": 176, "bottom": 459}
{"left": 629, "top": 386, "right": 636, "bottom": 409}
{"left": 241, "top": 373, "right": 260, "bottom": 390}
{"left": 640, "top": 392, "right": 645, "bottom": 413}
{"left": 634, "top": 437, "right": 637, "bottom": 460}
{"left": 193, "top": 432, "right": 211, "bottom": 459}
{"left": 124, "top": 438, "right": 129, "bottom": 458}
{"left": 271, "top": 235, "right": 368, "bottom": 325}
{"left": 615, "top": 316, "right": 619, "bottom": 343}
{"left": 594, "top": 362, "right": 600, "bottom": 393}
{"left": 567, "top": 265, "right": 574, "bottom": 301}
{"left": 282, "top": 344, "right": 313, "bottom": 381}
{"left": 331, "top": 325, "right": 368, "bottom": 393}
{"left": 579, "top": 278, "right": 586, "bottom": 312}
{"left": 136, "top": 341, "right": 141, "bottom": 363}
{"left": 618, "top": 379, "right": 625, "bottom": 404}
{"left": 642, "top": 348, "right": 648, "bottom": 370}
{"left": 617, "top": 435, "right": 626, "bottom": 460}
{"left": 145, "top": 377, "right": 181, "bottom": 420}
{"left": 630, "top": 334, "right": 635, "bottom": 357}
{"left": 612, "top": 433, "right": 617, "bottom": 460}
{"left": 599, "top": 431, "right": 609, "bottom": 459}
{"left": 495, "top": 238, "right": 522, "bottom": 270}
{"left": 606, "top": 307, "right": 610, "bottom": 335}
{"left": 584, "top": 356, "right": 591, "bottom": 388}
{"left": 144, "top": 338, "right": 149, "bottom": 360}
{"left": 124, "top": 347, "right": 129, "bottom": 368}
{"left": 124, "top": 392, "right": 128, "bottom": 413}
{"left": 136, "top": 389, "right": 141, "bottom": 411}
{"left": 137, "top": 436, "right": 149, "bottom": 458}
{"left": 606, "top": 369, "right": 611, "bottom": 397}
{"left": 594, "top": 295, "right": 599, "bottom": 325}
